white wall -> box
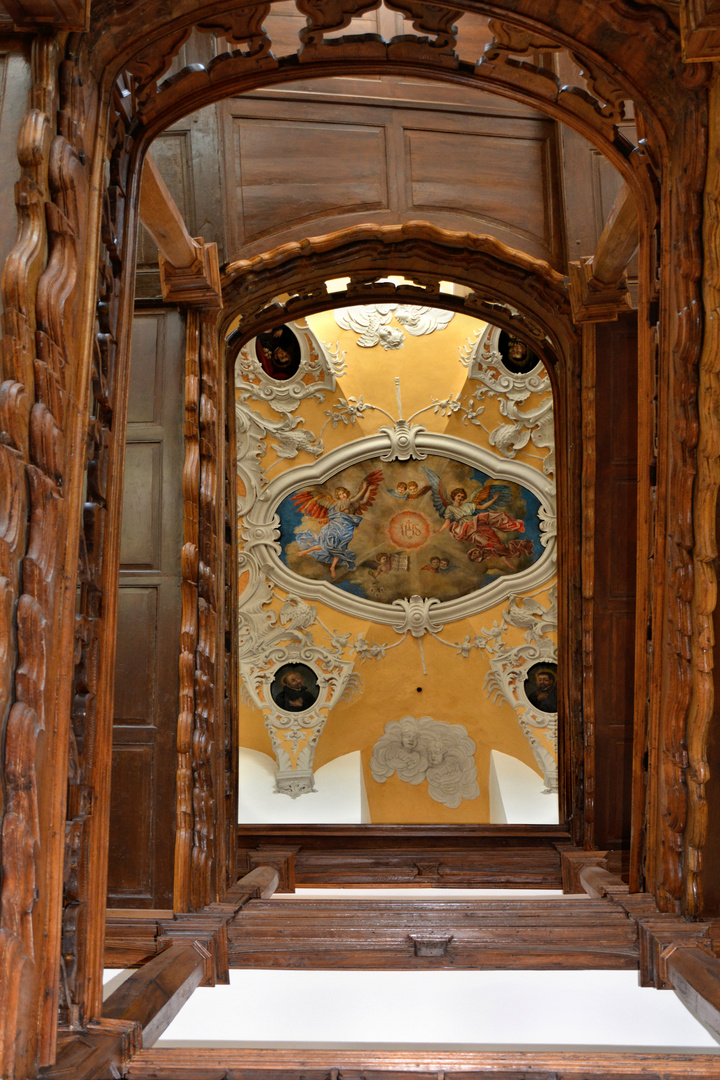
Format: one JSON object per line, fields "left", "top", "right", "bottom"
{"left": 149, "top": 969, "right": 718, "bottom": 1051}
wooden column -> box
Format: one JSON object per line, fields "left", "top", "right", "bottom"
{"left": 174, "top": 305, "right": 229, "bottom": 914}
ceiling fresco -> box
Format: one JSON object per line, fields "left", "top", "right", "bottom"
{"left": 235, "top": 301, "right": 558, "bottom": 821}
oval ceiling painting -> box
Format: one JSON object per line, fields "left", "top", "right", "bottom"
{"left": 277, "top": 454, "right": 544, "bottom": 604}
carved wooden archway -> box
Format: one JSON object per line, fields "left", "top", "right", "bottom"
{"left": 218, "top": 219, "right": 582, "bottom": 831}
{"left": 0, "top": 4, "right": 715, "bottom": 1076}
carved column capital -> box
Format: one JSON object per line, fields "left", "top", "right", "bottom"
{"left": 568, "top": 258, "right": 632, "bottom": 323}
{"left": 243, "top": 845, "right": 300, "bottom": 893}
{"left": 637, "top": 916, "right": 720, "bottom": 988}
{"left": 159, "top": 238, "right": 223, "bottom": 308}
{"left": 558, "top": 847, "right": 609, "bottom": 893}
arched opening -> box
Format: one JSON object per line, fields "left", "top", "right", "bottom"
{"left": 5, "top": 5, "right": 718, "bottom": 1074}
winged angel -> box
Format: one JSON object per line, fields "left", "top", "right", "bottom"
{"left": 292, "top": 471, "right": 384, "bottom": 579}
{"left": 423, "top": 468, "right": 534, "bottom": 566}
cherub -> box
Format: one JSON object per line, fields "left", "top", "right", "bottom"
{"left": 422, "top": 468, "right": 533, "bottom": 566}
{"left": 365, "top": 552, "right": 393, "bottom": 579}
{"left": 292, "top": 470, "right": 384, "bottom": 579}
{"left": 387, "top": 481, "right": 408, "bottom": 500}
{"left": 421, "top": 556, "right": 441, "bottom": 573}
{"left": 406, "top": 479, "right": 430, "bottom": 500}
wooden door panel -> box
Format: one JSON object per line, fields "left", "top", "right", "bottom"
{"left": 108, "top": 309, "right": 185, "bottom": 908}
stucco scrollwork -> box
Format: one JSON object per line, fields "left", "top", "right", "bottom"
{"left": 235, "top": 321, "right": 342, "bottom": 412}
{"left": 370, "top": 715, "right": 480, "bottom": 808}
{"left": 236, "top": 400, "right": 324, "bottom": 515}
{"left": 377, "top": 420, "right": 428, "bottom": 461}
{"left": 483, "top": 588, "right": 558, "bottom": 793}
{"left": 237, "top": 553, "right": 362, "bottom": 796}
{"left": 460, "top": 324, "right": 555, "bottom": 478}
{"left": 391, "top": 595, "right": 444, "bottom": 638}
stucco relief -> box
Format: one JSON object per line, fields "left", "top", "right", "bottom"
{"left": 235, "top": 319, "right": 345, "bottom": 412}
{"left": 483, "top": 589, "right": 559, "bottom": 792}
{"left": 333, "top": 303, "right": 454, "bottom": 349}
{"left": 370, "top": 715, "right": 480, "bottom": 808}
{"left": 235, "top": 313, "right": 558, "bottom": 813}
{"left": 237, "top": 571, "right": 362, "bottom": 797}
{"left": 460, "top": 324, "right": 555, "bottom": 478}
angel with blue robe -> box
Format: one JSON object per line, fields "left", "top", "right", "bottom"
{"left": 292, "top": 470, "right": 384, "bottom": 579}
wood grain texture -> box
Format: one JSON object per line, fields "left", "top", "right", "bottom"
{"left": 174, "top": 310, "right": 228, "bottom": 913}
{"left": 110, "top": 309, "right": 185, "bottom": 911}
{"left": 103, "top": 941, "right": 207, "bottom": 1047}
{"left": 0, "top": 5, "right": 716, "bottom": 1079}
{"left": 239, "top": 826, "right": 570, "bottom": 888}
{"left": 684, "top": 72, "right": 720, "bottom": 918}
{"left": 125, "top": 1048, "right": 720, "bottom": 1080}
{"left": 174, "top": 308, "right": 201, "bottom": 915}
{"left": 226, "top": 897, "right": 640, "bottom": 970}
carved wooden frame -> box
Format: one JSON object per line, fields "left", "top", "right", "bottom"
{"left": 0, "top": 3, "right": 713, "bottom": 1077}
{"left": 221, "top": 223, "right": 579, "bottom": 843}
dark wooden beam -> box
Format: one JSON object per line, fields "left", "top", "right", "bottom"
{"left": 238, "top": 826, "right": 572, "bottom": 889}
{"left": 40, "top": 1020, "right": 140, "bottom": 1080}
{"left": 226, "top": 897, "right": 639, "bottom": 970}
{"left": 105, "top": 867, "right": 280, "bottom": 972}
{"left": 103, "top": 942, "right": 208, "bottom": 1048}
{"left": 667, "top": 945, "right": 720, "bottom": 1044}
{"left": 139, "top": 154, "right": 222, "bottom": 308}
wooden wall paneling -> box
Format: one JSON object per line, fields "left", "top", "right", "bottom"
{"left": 110, "top": 308, "right": 186, "bottom": 911}
{"left": 591, "top": 313, "right": 638, "bottom": 853}
{"left": 403, "top": 119, "right": 560, "bottom": 260}
{"left": 220, "top": 95, "right": 564, "bottom": 266}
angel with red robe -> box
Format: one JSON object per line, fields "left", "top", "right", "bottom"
{"left": 292, "top": 470, "right": 384, "bottom": 579}
{"left": 422, "top": 467, "right": 533, "bottom": 565}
